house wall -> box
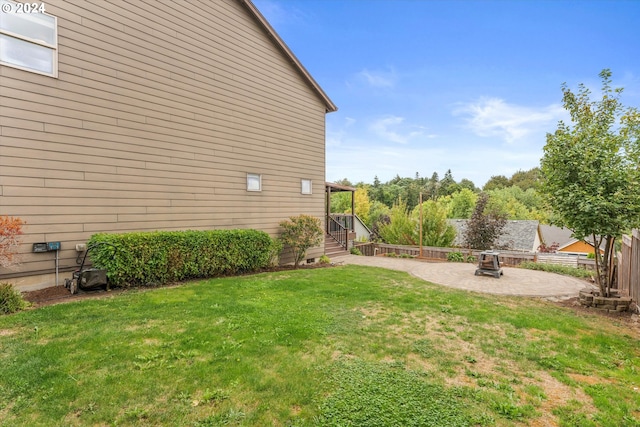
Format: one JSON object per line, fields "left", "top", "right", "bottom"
{"left": 559, "top": 241, "right": 598, "bottom": 255}
{"left": 0, "top": 0, "right": 328, "bottom": 287}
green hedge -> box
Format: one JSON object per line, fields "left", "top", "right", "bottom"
{"left": 518, "top": 261, "right": 594, "bottom": 279}
{"left": 88, "top": 229, "right": 278, "bottom": 288}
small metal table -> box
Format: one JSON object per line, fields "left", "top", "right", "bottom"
{"left": 475, "top": 251, "right": 503, "bottom": 278}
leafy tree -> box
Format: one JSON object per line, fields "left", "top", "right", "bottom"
{"left": 446, "top": 188, "right": 478, "bottom": 219}
{"left": 351, "top": 188, "right": 372, "bottom": 227}
{"left": 377, "top": 200, "right": 417, "bottom": 245}
{"left": 279, "top": 215, "right": 324, "bottom": 268}
{"left": 510, "top": 168, "right": 540, "bottom": 191}
{"left": 458, "top": 178, "right": 479, "bottom": 193}
{"left": 334, "top": 178, "right": 353, "bottom": 187}
{"left": 482, "top": 175, "right": 510, "bottom": 191}
{"left": 0, "top": 216, "right": 24, "bottom": 269}
{"left": 463, "top": 193, "right": 507, "bottom": 250}
{"left": 485, "top": 186, "right": 544, "bottom": 220}
{"left": 540, "top": 69, "right": 640, "bottom": 296}
{"left": 368, "top": 200, "right": 391, "bottom": 238}
{"left": 412, "top": 201, "right": 456, "bottom": 247}
{"left": 330, "top": 191, "right": 351, "bottom": 214}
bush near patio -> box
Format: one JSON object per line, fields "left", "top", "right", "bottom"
{"left": 88, "top": 229, "right": 278, "bottom": 287}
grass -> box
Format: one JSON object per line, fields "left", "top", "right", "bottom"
{"left": 1, "top": 265, "right": 639, "bottom": 426}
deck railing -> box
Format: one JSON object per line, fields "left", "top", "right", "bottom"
{"left": 330, "top": 214, "right": 354, "bottom": 231}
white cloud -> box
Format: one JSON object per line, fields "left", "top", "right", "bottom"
{"left": 370, "top": 115, "right": 424, "bottom": 144}
{"left": 357, "top": 68, "right": 397, "bottom": 88}
{"left": 326, "top": 117, "right": 357, "bottom": 147}
{"left": 453, "top": 98, "right": 566, "bottom": 144}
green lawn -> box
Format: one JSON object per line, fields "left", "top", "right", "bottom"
{"left": 1, "top": 265, "right": 639, "bottom": 426}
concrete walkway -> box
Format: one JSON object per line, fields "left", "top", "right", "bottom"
{"left": 336, "top": 255, "right": 593, "bottom": 299}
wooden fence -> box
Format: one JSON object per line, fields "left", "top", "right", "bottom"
{"left": 352, "top": 243, "right": 535, "bottom": 266}
{"left": 618, "top": 229, "right": 640, "bottom": 303}
{"left": 351, "top": 242, "right": 598, "bottom": 271}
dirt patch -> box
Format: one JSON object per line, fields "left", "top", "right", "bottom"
{"left": 22, "top": 285, "right": 124, "bottom": 308}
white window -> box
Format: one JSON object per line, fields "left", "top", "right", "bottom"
{"left": 0, "top": 0, "right": 57, "bottom": 77}
{"left": 247, "top": 173, "right": 262, "bottom": 192}
{"left": 301, "top": 179, "right": 312, "bottom": 194}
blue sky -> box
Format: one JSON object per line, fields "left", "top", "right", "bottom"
{"left": 253, "top": 0, "right": 640, "bottom": 188}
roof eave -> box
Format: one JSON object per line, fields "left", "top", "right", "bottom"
{"left": 240, "top": 0, "right": 338, "bottom": 113}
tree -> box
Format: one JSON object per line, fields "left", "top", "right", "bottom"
{"left": 458, "top": 178, "right": 479, "bottom": 193}
{"left": 279, "top": 215, "right": 323, "bottom": 268}
{"left": 368, "top": 200, "right": 391, "bottom": 239}
{"left": 540, "top": 69, "right": 640, "bottom": 297}
{"left": 510, "top": 168, "right": 540, "bottom": 191}
{"left": 482, "top": 175, "right": 510, "bottom": 191}
{"left": 437, "top": 169, "right": 459, "bottom": 197}
{"left": 463, "top": 193, "right": 507, "bottom": 250}
{"left": 0, "top": 216, "right": 24, "bottom": 269}
{"left": 330, "top": 191, "right": 351, "bottom": 214}
{"left": 377, "top": 200, "right": 417, "bottom": 245}
{"left": 351, "top": 187, "right": 372, "bottom": 227}
{"left": 412, "top": 201, "right": 456, "bottom": 247}
{"left": 446, "top": 188, "right": 478, "bottom": 219}
{"left": 426, "top": 172, "right": 439, "bottom": 200}
{"left": 486, "top": 186, "right": 543, "bottom": 220}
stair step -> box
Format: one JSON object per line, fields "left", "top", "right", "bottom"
{"left": 324, "top": 236, "right": 349, "bottom": 257}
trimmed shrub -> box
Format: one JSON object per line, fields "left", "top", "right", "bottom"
{"left": 447, "top": 252, "right": 465, "bottom": 262}
{"left": 88, "top": 229, "right": 278, "bottom": 288}
{"left": 279, "top": 215, "right": 323, "bottom": 268}
{"left": 319, "top": 255, "right": 331, "bottom": 264}
{"left": 0, "top": 283, "right": 28, "bottom": 315}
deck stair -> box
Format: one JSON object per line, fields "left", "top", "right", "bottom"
{"left": 324, "top": 234, "right": 349, "bottom": 258}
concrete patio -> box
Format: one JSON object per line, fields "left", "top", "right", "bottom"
{"left": 336, "top": 254, "right": 593, "bottom": 299}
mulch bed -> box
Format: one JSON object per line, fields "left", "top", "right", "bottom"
{"left": 22, "top": 263, "right": 334, "bottom": 307}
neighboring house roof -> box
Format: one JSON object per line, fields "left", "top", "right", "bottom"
{"left": 539, "top": 224, "right": 574, "bottom": 247}
{"left": 449, "top": 219, "right": 540, "bottom": 252}
{"left": 539, "top": 224, "right": 604, "bottom": 252}
{"left": 240, "top": 0, "right": 338, "bottom": 113}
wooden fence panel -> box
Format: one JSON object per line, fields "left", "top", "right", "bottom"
{"left": 537, "top": 254, "right": 579, "bottom": 268}
{"left": 631, "top": 230, "right": 640, "bottom": 302}
{"left": 619, "top": 235, "right": 632, "bottom": 296}
{"left": 617, "top": 229, "right": 639, "bottom": 303}
{"left": 364, "top": 244, "right": 534, "bottom": 266}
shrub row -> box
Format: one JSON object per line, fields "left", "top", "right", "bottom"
{"left": 88, "top": 229, "right": 279, "bottom": 288}
{"left": 518, "top": 261, "right": 593, "bottom": 279}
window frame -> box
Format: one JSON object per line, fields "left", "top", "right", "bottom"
{"left": 246, "top": 173, "right": 262, "bottom": 192}
{"left": 301, "top": 179, "right": 312, "bottom": 195}
{"left": 0, "top": 0, "right": 58, "bottom": 77}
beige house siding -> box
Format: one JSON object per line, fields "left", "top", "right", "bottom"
{"left": 0, "top": 0, "right": 333, "bottom": 285}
